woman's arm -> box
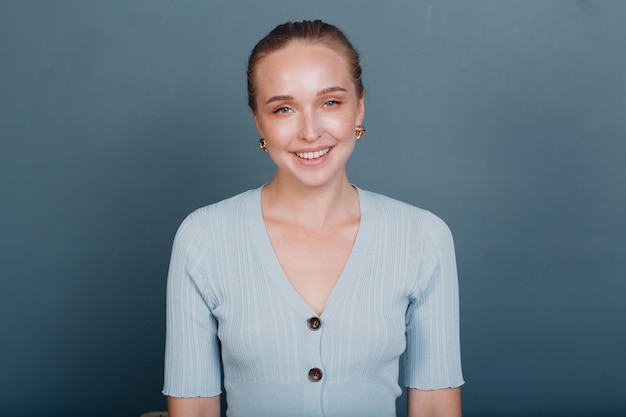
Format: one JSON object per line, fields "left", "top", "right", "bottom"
{"left": 407, "top": 387, "right": 461, "bottom": 417}
{"left": 168, "top": 395, "right": 220, "bottom": 417}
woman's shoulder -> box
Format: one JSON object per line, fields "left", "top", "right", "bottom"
{"left": 357, "top": 187, "right": 452, "bottom": 236}
{"left": 184, "top": 187, "right": 261, "bottom": 226}
{"left": 357, "top": 187, "right": 430, "bottom": 219}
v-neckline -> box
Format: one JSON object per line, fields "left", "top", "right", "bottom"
{"left": 249, "top": 186, "right": 371, "bottom": 318}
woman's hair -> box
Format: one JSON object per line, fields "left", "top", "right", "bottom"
{"left": 247, "top": 19, "right": 364, "bottom": 112}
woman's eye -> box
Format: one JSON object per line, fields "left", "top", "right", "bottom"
{"left": 324, "top": 100, "right": 341, "bottom": 107}
{"left": 274, "top": 106, "right": 291, "bottom": 114}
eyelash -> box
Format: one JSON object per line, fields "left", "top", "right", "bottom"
{"left": 273, "top": 106, "right": 291, "bottom": 114}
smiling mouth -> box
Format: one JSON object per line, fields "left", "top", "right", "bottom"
{"left": 295, "top": 148, "right": 331, "bottom": 160}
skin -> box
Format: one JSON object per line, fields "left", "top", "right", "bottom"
{"left": 168, "top": 41, "right": 461, "bottom": 417}
{"left": 167, "top": 396, "right": 220, "bottom": 417}
{"left": 253, "top": 41, "right": 364, "bottom": 317}
{"left": 408, "top": 386, "right": 462, "bottom": 417}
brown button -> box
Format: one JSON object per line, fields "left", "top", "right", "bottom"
{"left": 307, "top": 317, "right": 321, "bottom": 331}
{"left": 308, "top": 367, "right": 323, "bottom": 382}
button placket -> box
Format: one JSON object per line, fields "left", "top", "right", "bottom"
{"left": 301, "top": 313, "right": 326, "bottom": 415}
{"left": 303, "top": 315, "right": 324, "bottom": 387}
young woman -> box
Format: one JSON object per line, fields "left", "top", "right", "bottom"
{"left": 163, "top": 20, "right": 464, "bottom": 417}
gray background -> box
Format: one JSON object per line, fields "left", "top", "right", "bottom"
{"left": 1, "top": 1, "right": 625, "bottom": 416}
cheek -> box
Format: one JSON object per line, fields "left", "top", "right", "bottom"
{"left": 269, "top": 119, "right": 299, "bottom": 138}
{"left": 260, "top": 119, "right": 299, "bottom": 145}
{"left": 325, "top": 114, "right": 357, "bottom": 137}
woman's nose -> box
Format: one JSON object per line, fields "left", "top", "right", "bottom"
{"left": 298, "top": 111, "right": 322, "bottom": 141}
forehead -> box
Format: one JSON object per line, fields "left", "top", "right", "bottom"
{"left": 254, "top": 42, "right": 353, "bottom": 93}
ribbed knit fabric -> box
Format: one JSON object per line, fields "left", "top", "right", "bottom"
{"left": 163, "top": 186, "right": 464, "bottom": 417}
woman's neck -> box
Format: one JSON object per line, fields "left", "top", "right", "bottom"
{"left": 261, "top": 174, "right": 359, "bottom": 230}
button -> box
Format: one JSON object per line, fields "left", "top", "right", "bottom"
{"left": 308, "top": 367, "right": 323, "bottom": 382}
{"left": 307, "top": 317, "right": 321, "bottom": 331}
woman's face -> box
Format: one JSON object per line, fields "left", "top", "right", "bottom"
{"left": 252, "top": 41, "right": 364, "bottom": 189}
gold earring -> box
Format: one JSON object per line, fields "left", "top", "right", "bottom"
{"left": 259, "top": 138, "right": 269, "bottom": 152}
{"left": 355, "top": 125, "right": 366, "bottom": 139}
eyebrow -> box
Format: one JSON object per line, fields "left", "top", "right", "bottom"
{"left": 264, "top": 86, "right": 348, "bottom": 105}
{"left": 265, "top": 95, "right": 293, "bottom": 105}
{"left": 318, "top": 86, "right": 347, "bottom": 95}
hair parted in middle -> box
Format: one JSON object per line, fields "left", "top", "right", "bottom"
{"left": 246, "top": 19, "right": 364, "bottom": 113}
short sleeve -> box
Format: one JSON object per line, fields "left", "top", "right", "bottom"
{"left": 162, "top": 216, "right": 222, "bottom": 397}
{"left": 404, "top": 213, "right": 464, "bottom": 390}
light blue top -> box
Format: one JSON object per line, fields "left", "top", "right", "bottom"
{"left": 163, "top": 187, "right": 464, "bottom": 417}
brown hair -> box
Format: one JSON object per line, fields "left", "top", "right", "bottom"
{"left": 247, "top": 20, "right": 364, "bottom": 112}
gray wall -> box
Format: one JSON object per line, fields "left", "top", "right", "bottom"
{"left": 1, "top": 1, "right": 625, "bottom": 416}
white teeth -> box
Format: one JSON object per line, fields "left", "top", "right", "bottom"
{"left": 296, "top": 148, "right": 330, "bottom": 160}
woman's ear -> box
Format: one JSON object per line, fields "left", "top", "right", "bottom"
{"left": 356, "top": 96, "right": 365, "bottom": 125}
